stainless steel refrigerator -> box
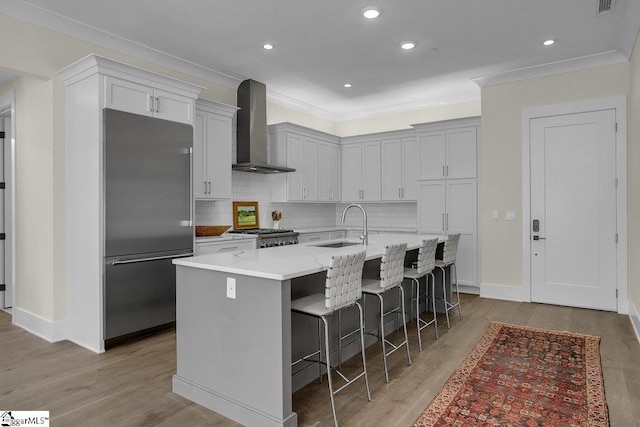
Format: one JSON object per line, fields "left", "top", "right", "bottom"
{"left": 103, "top": 109, "right": 193, "bottom": 346}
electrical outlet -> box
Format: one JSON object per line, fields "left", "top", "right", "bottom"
{"left": 506, "top": 211, "right": 517, "bottom": 221}
{"left": 226, "top": 277, "right": 236, "bottom": 299}
{"left": 492, "top": 210, "right": 499, "bottom": 220}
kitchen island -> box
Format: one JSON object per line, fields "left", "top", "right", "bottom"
{"left": 172, "top": 233, "right": 442, "bottom": 427}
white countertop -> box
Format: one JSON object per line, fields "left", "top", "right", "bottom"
{"left": 175, "top": 233, "right": 443, "bottom": 281}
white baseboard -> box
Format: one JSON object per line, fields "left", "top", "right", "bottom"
{"left": 480, "top": 283, "right": 527, "bottom": 302}
{"left": 629, "top": 299, "right": 640, "bottom": 345}
{"left": 12, "top": 307, "right": 67, "bottom": 343}
{"left": 458, "top": 284, "right": 480, "bottom": 295}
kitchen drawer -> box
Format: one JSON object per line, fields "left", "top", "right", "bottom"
{"left": 195, "top": 239, "right": 255, "bottom": 255}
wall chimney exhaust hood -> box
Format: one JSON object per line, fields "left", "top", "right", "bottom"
{"left": 233, "top": 79, "right": 295, "bottom": 174}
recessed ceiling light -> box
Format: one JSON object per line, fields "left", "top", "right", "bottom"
{"left": 344, "top": 83, "right": 352, "bottom": 88}
{"left": 543, "top": 39, "right": 555, "bottom": 46}
{"left": 362, "top": 6, "right": 381, "bottom": 19}
{"left": 263, "top": 43, "right": 274, "bottom": 50}
{"left": 400, "top": 41, "right": 416, "bottom": 50}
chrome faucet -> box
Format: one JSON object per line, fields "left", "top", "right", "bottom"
{"left": 341, "top": 203, "right": 368, "bottom": 247}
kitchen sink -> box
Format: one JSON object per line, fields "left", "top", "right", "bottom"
{"left": 313, "top": 241, "right": 362, "bottom": 248}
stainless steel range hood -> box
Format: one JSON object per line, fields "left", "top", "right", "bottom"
{"left": 233, "top": 79, "right": 295, "bottom": 174}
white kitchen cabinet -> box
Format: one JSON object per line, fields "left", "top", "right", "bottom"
{"left": 105, "top": 75, "right": 195, "bottom": 125}
{"left": 414, "top": 118, "right": 479, "bottom": 180}
{"left": 317, "top": 142, "right": 341, "bottom": 201}
{"left": 341, "top": 141, "right": 381, "bottom": 202}
{"left": 193, "top": 99, "right": 238, "bottom": 199}
{"left": 418, "top": 179, "right": 477, "bottom": 288}
{"left": 195, "top": 238, "right": 255, "bottom": 255}
{"left": 270, "top": 123, "right": 341, "bottom": 202}
{"left": 59, "top": 54, "right": 202, "bottom": 353}
{"left": 381, "top": 136, "right": 418, "bottom": 201}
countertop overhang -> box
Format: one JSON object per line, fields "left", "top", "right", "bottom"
{"left": 174, "top": 233, "right": 443, "bottom": 281}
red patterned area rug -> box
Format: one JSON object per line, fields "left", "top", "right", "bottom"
{"left": 414, "top": 322, "right": 609, "bottom": 427}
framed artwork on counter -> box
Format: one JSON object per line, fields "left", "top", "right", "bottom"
{"left": 232, "top": 201, "right": 259, "bottom": 229}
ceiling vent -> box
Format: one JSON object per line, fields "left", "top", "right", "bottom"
{"left": 597, "top": 0, "right": 615, "bottom": 15}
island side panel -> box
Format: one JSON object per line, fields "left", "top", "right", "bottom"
{"left": 173, "top": 265, "right": 297, "bottom": 427}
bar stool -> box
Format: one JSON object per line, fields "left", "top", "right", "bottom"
{"left": 361, "top": 243, "right": 411, "bottom": 383}
{"left": 291, "top": 250, "right": 370, "bottom": 427}
{"left": 404, "top": 238, "right": 439, "bottom": 352}
{"left": 435, "top": 233, "right": 462, "bottom": 329}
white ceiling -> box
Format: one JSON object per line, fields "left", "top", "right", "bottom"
{"left": 5, "top": 0, "right": 640, "bottom": 120}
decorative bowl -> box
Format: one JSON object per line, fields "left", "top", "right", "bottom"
{"left": 195, "top": 225, "right": 231, "bottom": 237}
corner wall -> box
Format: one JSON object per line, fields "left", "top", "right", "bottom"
{"left": 480, "top": 63, "right": 630, "bottom": 295}
{"left": 628, "top": 30, "right": 640, "bottom": 334}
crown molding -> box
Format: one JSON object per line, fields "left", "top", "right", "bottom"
{"left": 2, "top": 0, "right": 241, "bottom": 89}
{"left": 471, "top": 50, "right": 628, "bottom": 87}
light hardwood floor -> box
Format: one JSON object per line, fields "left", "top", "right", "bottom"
{"left": 2, "top": 295, "right": 639, "bottom": 426}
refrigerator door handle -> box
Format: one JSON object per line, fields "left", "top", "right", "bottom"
{"left": 111, "top": 252, "right": 193, "bottom": 266}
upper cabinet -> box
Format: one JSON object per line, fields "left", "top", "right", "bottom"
{"left": 414, "top": 118, "right": 479, "bottom": 180}
{"left": 270, "top": 123, "right": 341, "bottom": 202}
{"left": 105, "top": 76, "right": 195, "bottom": 124}
{"left": 341, "top": 141, "right": 381, "bottom": 202}
{"left": 381, "top": 135, "right": 418, "bottom": 201}
{"left": 193, "top": 99, "right": 238, "bottom": 199}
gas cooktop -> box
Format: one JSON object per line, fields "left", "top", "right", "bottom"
{"left": 228, "top": 228, "right": 295, "bottom": 235}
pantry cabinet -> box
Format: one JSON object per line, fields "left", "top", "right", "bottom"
{"left": 193, "top": 99, "right": 238, "bottom": 199}
{"left": 269, "top": 123, "right": 341, "bottom": 202}
{"left": 415, "top": 117, "right": 480, "bottom": 289}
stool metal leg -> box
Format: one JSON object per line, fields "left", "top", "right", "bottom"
{"left": 398, "top": 285, "right": 412, "bottom": 366}
{"left": 429, "top": 272, "right": 439, "bottom": 339}
{"left": 355, "top": 301, "right": 372, "bottom": 402}
{"left": 376, "top": 293, "right": 389, "bottom": 383}
{"left": 414, "top": 277, "right": 423, "bottom": 352}
{"left": 321, "top": 315, "right": 339, "bottom": 427}
{"left": 453, "top": 263, "right": 463, "bottom": 320}
{"left": 439, "top": 266, "right": 451, "bottom": 329}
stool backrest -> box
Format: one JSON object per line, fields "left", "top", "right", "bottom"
{"left": 416, "top": 238, "right": 439, "bottom": 275}
{"left": 379, "top": 243, "right": 407, "bottom": 289}
{"left": 325, "top": 250, "right": 366, "bottom": 310}
{"left": 440, "top": 233, "right": 461, "bottom": 265}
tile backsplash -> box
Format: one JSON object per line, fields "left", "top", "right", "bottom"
{"left": 196, "top": 171, "right": 417, "bottom": 231}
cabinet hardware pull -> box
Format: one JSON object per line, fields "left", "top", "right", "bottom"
{"left": 446, "top": 213, "right": 449, "bottom": 230}
{"left": 442, "top": 165, "right": 445, "bottom": 176}
{"left": 149, "top": 95, "right": 154, "bottom": 112}
{"left": 112, "top": 252, "right": 193, "bottom": 265}
{"left": 446, "top": 165, "right": 449, "bottom": 176}
{"left": 398, "top": 188, "right": 401, "bottom": 198}
{"left": 155, "top": 96, "right": 160, "bottom": 113}
{"left": 442, "top": 213, "right": 445, "bottom": 231}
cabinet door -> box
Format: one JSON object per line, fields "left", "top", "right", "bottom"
{"left": 286, "top": 134, "right": 305, "bottom": 200}
{"left": 446, "top": 179, "right": 477, "bottom": 286}
{"left": 154, "top": 88, "right": 194, "bottom": 125}
{"left": 418, "top": 181, "right": 446, "bottom": 234}
{"left": 317, "top": 142, "right": 331, "bottom": 201}
{"left": 329, "top": 144, "right": 341, "bottom": 201}
{"left": 104, "top": 76, "right": 154, "bottom": 117}
{"left": 193, "top": 111, "right": 208, "bottom": 198}
{"left": 302, "top": 137, "right": 318, "bottom": 200}
{"left": 446, "top": 127, "right": 477, "bottom": 179}
{"left": 402, "top": 137, "right": 419, "bottom": 200}
{"left": 381, "top": 139, "right": 403, "bottom": 201}
{"left": 418, "top": 131, "right": 446, "bottom": 180}
{"left": 342, "top": 144, "right": 362, "bottom": 201}
{"left": 361, "top": 141, "right": 381, "bottom": 201}
{"left": 195, "top": 239, "right": 255, "bottom": 255}
{"left": 205, "top": 113, "right": 232, "bottom": 199}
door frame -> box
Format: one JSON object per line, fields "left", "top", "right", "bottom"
{"left": 521, "top": 95, "right": 628, "bottom": 314}
{"left": 0, "top": 89, "right": 16, "bottom": 309}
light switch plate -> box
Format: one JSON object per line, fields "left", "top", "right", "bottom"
{"left": 506, "top": 211, "right": 516, "bottom": 221}
{"left": 492, "top": 210, "right": 499, "bottom": 220}
{"left": 226, "top": 277, "right": 236, "bottom": 299}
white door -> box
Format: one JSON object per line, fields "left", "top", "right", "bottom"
{"left": 530, "top": 110, "right": 617, "bottom": 311}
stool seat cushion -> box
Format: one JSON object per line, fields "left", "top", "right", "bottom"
{"left": 362, "top": 278, "right": 398, "bottom": 294}
{"left": 403, "top": 267, "right": 432, "bottom": 280}
{"left": 292, "top": 293, "right": 339, "bottom": 317}
{"left": 435, "top": 259, "right": 454, "bottom": 268}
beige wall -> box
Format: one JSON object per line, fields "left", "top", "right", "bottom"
{"left": 480, "top": 63, "right": 630, "bottom": 289}
{"left": 629, "top": 32, "right": 640, "bottom": 313}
